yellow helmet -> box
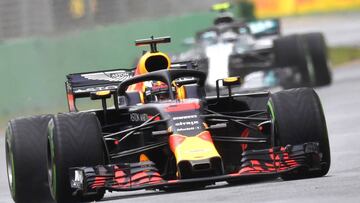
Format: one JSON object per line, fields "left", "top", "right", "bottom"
{"left": 136, "top": 51, "right": 171, "bottom": 75}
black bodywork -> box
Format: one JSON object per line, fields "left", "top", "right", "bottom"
{"left": 65, "top": 67, "right": 322, "bottom": 194}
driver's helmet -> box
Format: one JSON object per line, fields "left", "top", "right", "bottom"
{"left": 144, "top": 81, "right": 169, "bottom": 102}
{"left": 214, "top": 13, "right": 234, "bottom": 25}
{"left": 127, "top": 51, "right": 171, "bottom": 93}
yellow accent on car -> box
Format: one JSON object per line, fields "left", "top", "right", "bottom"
{"left": 137, "top": 51, "right": 171, "bottom": 75}
{"left": 139, "top": 154, "right": 150, "bottom": 162}
{"left": 139, "top": 91, "right": 145, "bottom": 104}
{"left": 172, "top": 134, "right": 220, "bottom": 164}
{"left": 212, "top": 2, "right": 231, "bottom": 11}
{"left": 176, "top": 85, "right": 187, "bottom": 100}
{"left": 223, "top": 77, "right": 239, "bottom": 83}
{"left": 95, "top": 90, "right": 111, "bottom": 96}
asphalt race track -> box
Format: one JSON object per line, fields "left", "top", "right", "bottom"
{"left": 282, "top": 12, "right": 360, "bottom": 46}
{"left": 0, "top": 60, "right": 359, "bottom": 203}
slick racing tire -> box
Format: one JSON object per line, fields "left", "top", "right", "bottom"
{"left": 5, "top": 115, "right": 54, "bottom": 203}
{"left": 268, "top": 88, "right": 330, "bottom": 180}
{"left": 47, "top": 112, "right": 105, "bottom": 203}
{"left": 274, "top": 35, "right": 312, "bottom": 87}
{"left": 302, "top": 32, "right": 332, "bottom": 87}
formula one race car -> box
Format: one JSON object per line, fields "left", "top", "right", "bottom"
{"left": 173, "top": 3, "right": 332, "bottom": 90}
{"left": 5, "top": 36, "right": 330, "bottom": 203}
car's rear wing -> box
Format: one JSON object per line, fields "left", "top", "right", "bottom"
{"left": 66, "top": 68, "right": 135, "bottom": 98}
{"left": 65, "top": 68, "right": 135, "bottom": 112}
{"left": 65, "top": 61, "right": 198, "bottom": 112}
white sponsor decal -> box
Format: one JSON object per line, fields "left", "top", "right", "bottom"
{"left": 74, "top": 170, "right": 83, "bottom": 182}
{"left": 177, "top": 126, "right": 202, "bottom": 132}
{"left": 73, "top": 85, "right": 118, "bottom": 93}
{"left": 173, "top": 115, "right": 198, "bottom": 121}
{"left": 173, "top": 114, "right": 202, "bottom": 132}
{"left": 82, "top": 70, "right": 132, "bottom": 82}
{"left": 175, "top": 121, "right": 199, "bottom": 127}
{"left": 130, "top": 113, "right": 148, "bottom": 122}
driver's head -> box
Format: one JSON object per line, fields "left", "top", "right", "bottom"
{"left": 144, "top": 82, "right": 169, "bottom": 102}
{"left": 128, "top": 52, "right": 171, "bottom": 93}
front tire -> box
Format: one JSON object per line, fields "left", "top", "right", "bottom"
{"left": 47, "top": 112, "right": 105, "bottom": 203}
{"left": 5, "top": 115, "right": 54, "bottom": 203}
{"left": 268, "top": 88, "right": 330, "bottom": 180}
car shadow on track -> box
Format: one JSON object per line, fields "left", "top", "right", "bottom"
{"left": 100, "top": 176, "right": 281, "bottom": 202}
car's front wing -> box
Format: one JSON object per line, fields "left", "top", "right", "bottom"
{"left": 70, "top": 142, "right": 321, "bottom": 195}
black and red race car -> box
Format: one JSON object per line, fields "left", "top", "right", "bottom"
{"left": 5, "top": 37, "right": 330, "bottom": 203}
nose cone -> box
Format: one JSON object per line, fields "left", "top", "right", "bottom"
{"left": 169, "top": 131, "right": 224, "bottom": 179}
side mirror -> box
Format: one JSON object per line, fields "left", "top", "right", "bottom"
{"left": 90, "top": 90, "right": 112, "bottom": 100}
{"left": 222, "top": 77, "right": 242, "bottom": 87}
{"left": 216, "top": 77, "right": 242, "bottom": 99}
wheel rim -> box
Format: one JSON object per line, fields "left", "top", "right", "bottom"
{"left": 47, "top": 120, "right": 57, "bottom": 200}
{"left": 47, "top": 141, "right": 54, "bottom": 197}
{"left": 5, "top": 128, "right": 16, "bottom": 198}
{"left": 6, "top": 144, "right": 13, "bottom": 188}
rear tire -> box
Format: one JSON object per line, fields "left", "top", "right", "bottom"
{"left": 5, "top": 115, "right": 54, "bottom": 203}
{"left": 302, "top": 32, "right": 332, "bottom": 87}
{"left": 47, "top": 112, "right": 105, "bottom": 203}
{"left": 274, "top": 35, "right": 312, "bottom": 87}
{"left": 268, "top": 88, "right": 330, "bottom": 180}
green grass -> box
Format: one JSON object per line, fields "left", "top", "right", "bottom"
{"left": 329, "top": 46, "right": 360, "bottom": 67}
{"left": 0, "top": 45, "right": 358, "bottom": 125}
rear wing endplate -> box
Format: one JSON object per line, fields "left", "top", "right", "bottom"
{"left": 66, "top": 68, "right": 135, "bottom": 98}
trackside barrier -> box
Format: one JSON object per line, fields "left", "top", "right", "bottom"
{"left": 0, "top": 12, "right": 216, "bottom": 118}
{"left": 252, "top": 0, "right": 360, "bottom": 18}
